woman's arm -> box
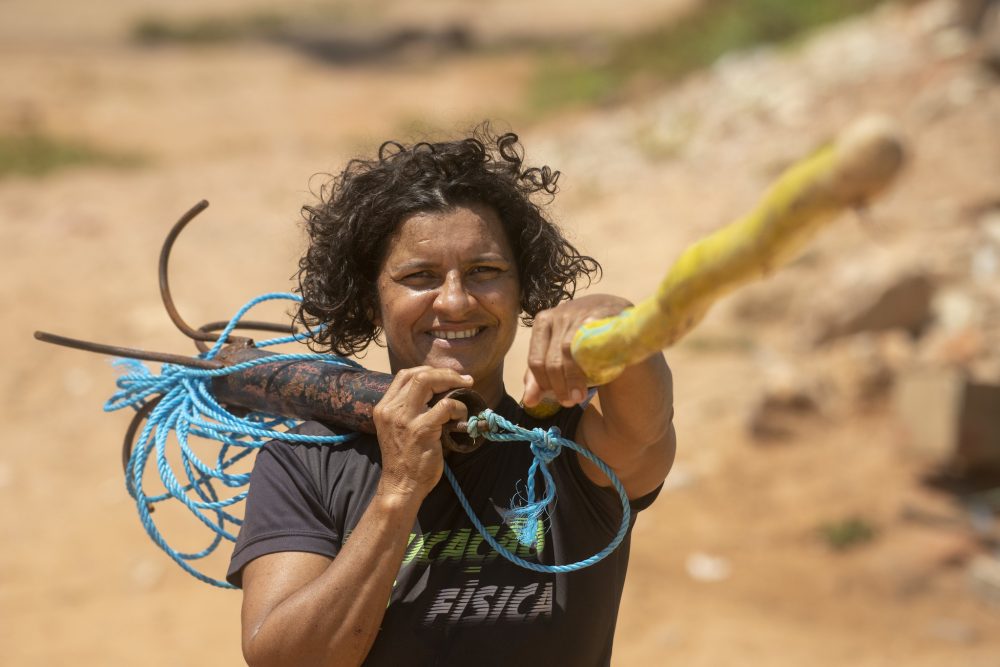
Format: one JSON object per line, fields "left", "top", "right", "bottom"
{"left": 240, "top": 367, "right": 471, "bottom": 667}
{"left": 241, "top": 492, "right": 420, "bottom": 666}
{"left": 523, "top": 294, "right": 676, "bottom": 499}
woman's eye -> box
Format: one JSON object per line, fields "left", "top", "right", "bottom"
{"left": 471, "top": 266, "right": 501, "bottom": 276}
{"left": 401, "top": 271, "right": 436, "bottom": 284}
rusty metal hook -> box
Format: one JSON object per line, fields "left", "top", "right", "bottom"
{"left": 122, "top": 397, "right": 161, "bottom": 515}
{"left": 158, "top": 200, "right": 299, "bottom": 353}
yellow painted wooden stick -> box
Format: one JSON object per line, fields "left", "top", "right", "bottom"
{"left": 527, "top": 116, "right": 905, "bottom": 416}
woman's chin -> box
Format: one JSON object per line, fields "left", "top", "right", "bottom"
{"left": 423, "top": 354, "right": 475, "bottom": 377}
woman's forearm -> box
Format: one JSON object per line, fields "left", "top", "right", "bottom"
{"left": 243, "top": 486, "right": 421, "bottom": 667}
{"left": 577, "top": 351, "right": 676, "bottom": 499}
{"left": 595, "top": 352, "right": 674, "bottom": 454}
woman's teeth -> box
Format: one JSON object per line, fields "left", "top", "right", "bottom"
{"left": 430, "top": 328, "right": 480, "bottom": 340}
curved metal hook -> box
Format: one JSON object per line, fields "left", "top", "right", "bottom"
{"left": 122, "top": 397, "right": 162, "bottom": 475}
{"left": 158, "top": 200, "right": 299, "bottom": 352}
{"left": 159, "top": 200, "right": 218, "bottom": 345}
{"left": 122, "top": 397, "right": 162, "bottom": 513}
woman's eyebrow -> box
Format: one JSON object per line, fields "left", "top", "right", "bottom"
{"left": 391, "top": 259, "right": 437, "bottom": 272}
{"left": 391, "top": 254, "right": 510, "bottom": 272}
{"left": 471, "top": 253, "right": 510, "bottom": 263}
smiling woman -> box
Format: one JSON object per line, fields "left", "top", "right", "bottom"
{"left": 230, "top": 125, "right": 676, "bottom": 667}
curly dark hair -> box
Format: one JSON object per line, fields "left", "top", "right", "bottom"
{"left": 295, "top": 124, "right": 601, "bottom": 357}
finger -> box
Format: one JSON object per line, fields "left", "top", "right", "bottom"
{"left": 542, "top": 311, "right": 586, "bottom": 405}
{"left": 544, "top": 324, "right": 571, "bottom": 404}
{"left": 421, "top": 397, "right": 469, "bottom": 429}
{"left": 559, "top": 332, "right": 589, "bottom": 405}
{"left": 527, "top": 313, "right": 554, "bottom": 396}
{"left": 384, "top": 365, "right": 434, "bottom": 396}
{"left": 401, "top": 368, "right": 474, "bottom": 406}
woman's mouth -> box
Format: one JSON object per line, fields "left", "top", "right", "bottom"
{"left": 429, "top": 327, "right": 484, "bottom": 341}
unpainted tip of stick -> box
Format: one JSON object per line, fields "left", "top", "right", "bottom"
{"left": 833, "top": 115, "right": 906, "bottom": 203}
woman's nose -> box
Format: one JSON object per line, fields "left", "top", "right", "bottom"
{"left": 434, "top": 271, "right": 475, "bottom": 317}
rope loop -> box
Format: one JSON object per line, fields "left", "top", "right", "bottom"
{"left": 445, "top": 409, "right": 631, "bottom": 573}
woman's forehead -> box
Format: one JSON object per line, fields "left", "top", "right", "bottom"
{"left": 384, "top": 205, "right": 513, "bottom": 262}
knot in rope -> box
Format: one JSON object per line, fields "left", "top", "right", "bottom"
{"left": 529, "top": 426, "right": 562, "bottom": 465}
{"left": 465, "top": 410, "right": 502, "bottom": 440}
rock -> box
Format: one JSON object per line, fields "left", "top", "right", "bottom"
{"left": 970, "top": 246, "right": 1000, "bottom": 283}
{"left": 980, "top": 207, "right": 1000, "bottom": 246}
{"left": 823, "top": 333, "right": 908, "bottom": 408}
{"left": 927, "top": 617, "right": 979, "bottom": 644}
{"left": 662, "top": 462, "right": 697, "bottom": 491}
{"left": 746, "top": 353, "right": 824, "bottom": 441}
{"left": 949, "top": 0, "right": 1000, "bottom": 72}
{"left": 981, "top": 2, "right": 1000, "bottom": 74}
{"left": 130, "top": 558, "right": 165, "bottom": 592}
{"left": 951, "top": 0, "right": 998, "bottom": 32}
{"left": 931, "top": 287, "right": 982, "bottom": 332}
{"left": 813, "top": 272, "right": 935, "bottom": 345}
{"left": 685, "top": 552, "right": 732, "bottom": 582}
{"left": 919, "top": 326, "right": 985, "bottom": 366}
{"left": 968, "top": 554, "right": 1000, "bottom": 607}
{"left": 894, "top": 366, "right": 1000, "bottom": 473}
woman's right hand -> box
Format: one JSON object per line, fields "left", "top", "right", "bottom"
{"left": 372, "top": 366, "right": 472, "bottom": 500}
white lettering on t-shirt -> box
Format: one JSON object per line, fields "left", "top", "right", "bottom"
{"left": 422, "top": 581, "right": 553, "bottom": 627}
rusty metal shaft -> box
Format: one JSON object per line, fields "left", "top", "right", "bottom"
{"left": 211, "top": 346, "right": 392, "bottom": 434}
{"left": 211, "top": 346, "right": 485, "bottom": 452}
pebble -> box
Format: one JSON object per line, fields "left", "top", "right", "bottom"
{"left": 685, "top": 552, "right": 732, "bottom": 582}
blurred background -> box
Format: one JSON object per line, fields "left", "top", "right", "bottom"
{"left": 2, "top": 0, "right": 999, "bottom": 664}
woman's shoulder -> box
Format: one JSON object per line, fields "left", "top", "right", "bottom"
{"left": 259, "top": 421, "right": 382, "bottom": 488}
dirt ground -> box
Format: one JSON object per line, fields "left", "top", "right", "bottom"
{"left": 2, "top": 0, "right": 999, "bottom": 665}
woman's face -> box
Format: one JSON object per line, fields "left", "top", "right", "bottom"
{"left": 375, "top": 203, "right": 521, "bottom": 401}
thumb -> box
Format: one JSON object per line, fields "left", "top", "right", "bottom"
{"left": 425, "top": 397, "right": 469, "bottom": 426}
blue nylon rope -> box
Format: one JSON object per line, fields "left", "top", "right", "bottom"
{"left": 105, "top": 292, "right": 631, "bottom": 588}
{"left": 451, "top": 410, "right": 631, "bottom": 573}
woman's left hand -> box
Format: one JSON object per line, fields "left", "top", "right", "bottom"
{"left": 523, "top": 294, "right": 632, "bottom": 408}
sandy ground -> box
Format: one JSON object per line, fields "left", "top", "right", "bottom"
{"left": 2, "top": 0, "right": 1000, "bottom": 665}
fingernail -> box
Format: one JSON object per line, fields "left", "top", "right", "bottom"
{"left": 461, "top": 375, "right": 473, "bottom": 381}
{"left": 571, "top": 389, "right": 584, "bottom": 403}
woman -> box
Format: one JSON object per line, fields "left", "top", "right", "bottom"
{"left": 227, "top": 127, "right": 676, "bottom": 666}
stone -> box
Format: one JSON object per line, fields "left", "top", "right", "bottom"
{"left": 968, "top": 554, "right": 1000, "bottom": 607}
{"left": 931, "top": 288, "right": 982, "bottom": 332}
{"left": 685, "top": 552, "right": 732, "bottom": 582}
{"left": 813, "top": 273, "right": 935, "bottom": 345}
{"left": 980, "top": 1, "right": 1000, "bottom": 73}
{"left": 951, "top": 0, "right": 997, "bottom": 32}
{"left": 894, "top": 367, "right": 1000, "bottom": 473}
{"left": 746, "top": 354, "right": 823, "bottom": 441}
{"left": 919, "top": 326, "right": 985, "bottom": 366}
{"left": 926, "top": 618, "right": 979, "bottom": 644}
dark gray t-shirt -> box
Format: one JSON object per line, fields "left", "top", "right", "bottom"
{"left": 228, "top": 394, "right": 660, "bottom": 666}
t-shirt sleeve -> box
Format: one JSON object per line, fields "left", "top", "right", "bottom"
{"left": 226, "top": 440, "right": 340, "bottom": 588}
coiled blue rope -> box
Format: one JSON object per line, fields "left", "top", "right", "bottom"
{"left": 105, "top": 292, "right": 631, "bottom": 588}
